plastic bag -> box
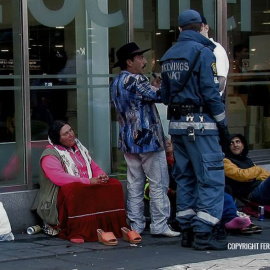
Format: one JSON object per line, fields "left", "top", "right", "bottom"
{"left": 0, "top": 202, "right": 14, "bottom": 241}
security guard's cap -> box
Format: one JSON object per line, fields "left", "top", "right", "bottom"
{"left": 178, "top": 9, "right": 202, "bottom": 27}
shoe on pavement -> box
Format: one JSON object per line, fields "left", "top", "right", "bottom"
{"left": 151, "top": 228, "right": 181, "bottom": 237}
{"left": 70, "top": 236, "right": 85, "bottom": 244}
{"left": 240, "top": 223, "right": 262, "bottom": 234}
{"left": 213, "top": 223, "right": 227, "bottom": 241}
{"left": 193, "top": 232, "right": 228, "bottom": 250}
{"left": 248, "top": 223, "right": 262, "bottom": 233}
{"left": 168, "top": 220, "right": 181, "bottom": 232}
{"left": 181, "top": 228, "right": 194, "bottom": 247}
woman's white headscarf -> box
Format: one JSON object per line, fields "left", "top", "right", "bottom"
{"left": 48, "top": 137, "right": 93, "bottom": 178}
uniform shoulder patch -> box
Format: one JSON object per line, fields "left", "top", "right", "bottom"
{"left": 211, "top": 62, "right": 217, "bottom": 76}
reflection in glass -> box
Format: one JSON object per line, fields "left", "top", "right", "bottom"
{"left": 0, "top": 0, "right": 24, "bottom": 185}
{"left": 227, "top": 0, "right": 270, "bottom": 149}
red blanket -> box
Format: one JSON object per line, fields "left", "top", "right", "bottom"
{"left": 57, "top": 178, "right": 129, "bottom": 242}
{"left": 242, "top": 201, "right": 270, "bottom": 218}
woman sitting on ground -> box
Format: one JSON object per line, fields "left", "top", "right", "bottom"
{"left": 33, "top": 120, "right": 129, "bottom": 243}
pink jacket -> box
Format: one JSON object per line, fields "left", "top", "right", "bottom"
{"left": 41, "top": 144, "right": 105, "bottom": 186}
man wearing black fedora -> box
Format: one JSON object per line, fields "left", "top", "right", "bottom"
{"left": 110, "top": 42, "right": 180, "bottom": 237}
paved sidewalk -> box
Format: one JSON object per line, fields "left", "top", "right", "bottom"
{"left": 1, "top": 218, "right": 270, "bottom": 269}
{"left": 160, "top": 253, "right": 270, "bottom": 270}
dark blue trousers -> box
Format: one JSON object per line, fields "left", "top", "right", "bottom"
{"left": 172, "top": 135, "right": 225, "bottom": 233}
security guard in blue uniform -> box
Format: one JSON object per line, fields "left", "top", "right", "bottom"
{"left": 160, "top": 9, "right": 229, "bottom": 250}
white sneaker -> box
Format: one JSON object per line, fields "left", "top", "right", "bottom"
{"left": 151, "top": 228, "right": 181, "bottom": 237}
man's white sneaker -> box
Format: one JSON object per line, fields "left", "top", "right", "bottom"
{"left": 151, "top": 228, "right": 181, "bottom": 237}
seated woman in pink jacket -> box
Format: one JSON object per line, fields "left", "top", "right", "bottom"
{"left": 33, "top": 120, "right": 129, "bottom": 244}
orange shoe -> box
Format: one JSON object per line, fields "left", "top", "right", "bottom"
{"left": 121, "top": 227, "right": 142, "bottom": 244}
{"left": 70, "top": 236, "right": 84, "bottom": 244}
{"left": 97, "top": 229, "right": 118, "bottom": 246}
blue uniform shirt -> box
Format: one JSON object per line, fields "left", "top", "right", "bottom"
{"left": 160, "top": 30, "right": 227, "bottom": 136}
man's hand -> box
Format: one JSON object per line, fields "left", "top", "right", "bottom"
{"left": 218, "top": 125, "right": 230, "bottom": 153}
{"left": 151, "top": 77, "right": 161, "bottom": 89}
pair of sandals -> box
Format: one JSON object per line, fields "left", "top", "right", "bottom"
{"left": 97, "top": 227, "right": 142, "bottom": 246}
{"left": 240, "top": 223, "right": 262, "bottom": 234}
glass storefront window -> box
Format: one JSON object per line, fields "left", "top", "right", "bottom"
{"left": 0, "top": 0, "right": 128, "bottom": 188}
{"left": 227, "top": 0, "right": 270, "bottom": 149}
{"left": 129, "top": 0, "right": 217, "bottom": 140}
{"left": 28, "top": 2, "right": 78, "bottom": 183}
{"left": 1, "top": 0, "right": 270, "bottom": 191}
{"left": 111, "top": 0, "right": 220, "bottom": 178}
{"left": 0, "top": 0, "right": 26, "bottom": 186}
{"left": 26, "top": 0, "right": 128, "bottom": 184}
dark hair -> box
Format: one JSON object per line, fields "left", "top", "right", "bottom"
{"left": 181, "top": 23, "right": 202, "bottom": 32}
{"left": 200, "top": 15, "right": 207, "bottom": 25}
{"left": 119, "top": 54, "right": 137, "bottom": 70}
{"left": 48, "top": 120, "right": 69, "bottom": 145}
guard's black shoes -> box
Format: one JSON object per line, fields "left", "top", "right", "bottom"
{"left": 193, "top": 232, "right": 228, "bottom": 250}
{"left": 181, "top": 228, "right": 194, "bottom": 248}
{"left": 213, "top": 224, "right": 227, "bottom": 241}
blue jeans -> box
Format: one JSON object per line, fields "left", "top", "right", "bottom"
{"left": 251, "top": 176, "right": 270, "bottom": 205}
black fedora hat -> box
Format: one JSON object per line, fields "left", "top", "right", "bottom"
{"left": 113, "top": 42, "right": 150, "bottom": 68}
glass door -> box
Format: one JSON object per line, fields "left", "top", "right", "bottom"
{"left": 0, "top": 0, "right": 26, "bottom": 186}
{"left": 227, "top": 0, "right": 270, "bottom": 149}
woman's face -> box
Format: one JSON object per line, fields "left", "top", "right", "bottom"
{"left": 59, "top": 124, "right": 76, "bottom": 148}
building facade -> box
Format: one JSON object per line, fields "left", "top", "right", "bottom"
{"left": 0, "top": 0, "right": 270, "bottom": 229}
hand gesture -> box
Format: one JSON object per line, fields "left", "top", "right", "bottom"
{"left": 152, "top": 77, "right": 161, "bottom": 88}
{"left": 98, "top": 174, "right": 109, "bottom": 183}
{"left": 90, "top": 174, "right": 109, "bottom": 184}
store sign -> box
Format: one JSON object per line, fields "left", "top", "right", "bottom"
{"left": 27, "top": 0, "right": 251, "bottom": 31}
{"left": 0, "top": 59, "right": 40, "bottom": 70}
{"left": 27, "top": 0, "right": 124, "bottom": 28}
{"left": 0, "top": 59, "right": 13, "bottom": 70}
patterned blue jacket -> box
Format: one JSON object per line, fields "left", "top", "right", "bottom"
{"left": 110, "top": 71, "right": 165, "bottom": 154}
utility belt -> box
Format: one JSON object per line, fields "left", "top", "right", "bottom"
{"left": 167, "top": 104, "right": 209, "bottom": 120}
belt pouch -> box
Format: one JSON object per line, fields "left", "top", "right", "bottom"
{"left": 171, "top": 104, "right": 181, "bottom": 120}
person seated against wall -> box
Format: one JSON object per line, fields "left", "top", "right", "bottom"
{"left": 32, "top": 120, "right": 129, "bottom": 244}
{"left": 224, "top": 133, "right": 270, "bottom": 207}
